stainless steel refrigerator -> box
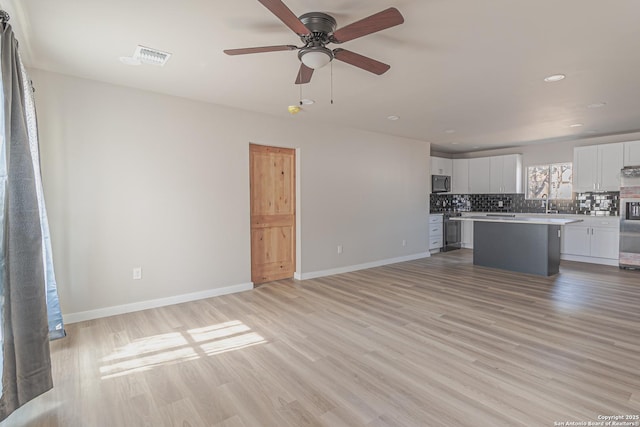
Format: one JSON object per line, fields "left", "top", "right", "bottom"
{"left": 619, "top": 166, "right": 640, "bottom": 269}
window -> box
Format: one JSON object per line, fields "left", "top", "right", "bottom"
{"left": 527, "top": 163, "right": 573, "bottom": 199}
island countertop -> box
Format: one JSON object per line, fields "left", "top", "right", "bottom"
{"left": 450, "top": 215, "right": 583, "bottom": 226}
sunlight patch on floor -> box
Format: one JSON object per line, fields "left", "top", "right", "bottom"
{"left": 100, "top": 346, "right": 199, "bottom": 379}
{"left": 101, "top": 332, "right": 188, "bottom": 362}
{"left": 100, "top": 320, "right": 266, "bottom": 379}
{"left": 199, "top": 332, "right": 266, "bottom": 356}
{"left": 187, "top": 320, "right": 252, "bottom": 342}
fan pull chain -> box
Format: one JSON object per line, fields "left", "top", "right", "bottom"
{"left": 299, "top": 82, "right": 302, "bottom": 106}
{"left": 330, "top": 61, "right": 334, "bottom": 105}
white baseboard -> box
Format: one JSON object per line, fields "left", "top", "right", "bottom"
{"left": 297, "top": 252, "right": 430, "bottom": 280}
{"left": 63, "top": 282, "right": 254, "bottom": 324}
{"left": 561, "top": 254, "right": 619, "bottom": 267}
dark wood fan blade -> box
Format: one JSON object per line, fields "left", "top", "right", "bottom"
{"left": 331, "top": 8, "right": 404, "bottom": 43}
{"left": 224, "top": 45, "right": 297, "bottom": 55}
{"left": 258, "top": 0, "right": 310, "bottom": 35}
{"left": 295, "top": 63, "right": 314, "bottom": 84}
{"left": 333, "top": 48, "right": 390, "bottom": 75}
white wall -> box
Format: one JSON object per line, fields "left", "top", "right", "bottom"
{"left": 31, "top": 69, "right": 430, "bottom": 319}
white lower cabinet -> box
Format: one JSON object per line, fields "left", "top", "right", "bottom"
{"left": 429, "top": 214, "right": 443, "bottom": 251}
{"left": 562, "top": 226, "right": 591, "bottom": 257}
{"left": 561, "top": 217, "right": 620, "bottom": 264}
{"left": 461, "top": 220, "right": 473, "bottom": 249}
{"left": 590, "top": 227, "right": 619, "bottom": 259}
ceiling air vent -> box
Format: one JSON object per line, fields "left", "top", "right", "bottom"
{"left": 132, "top": 45, "right": 172, "bottom": 66}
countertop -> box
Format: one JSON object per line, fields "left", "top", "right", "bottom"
{"left": 450, "top": 214, "right": 583, "bottom": 225}
{"left": 459, "top": 211, "right": 620, "bottom": 220}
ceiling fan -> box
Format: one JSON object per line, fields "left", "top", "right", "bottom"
{"left": 224, "top": 0, "right": 404, "bottom": 84}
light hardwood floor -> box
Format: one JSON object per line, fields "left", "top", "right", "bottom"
{"left": 6, "top": 250, "right": 640, "bottom": 426}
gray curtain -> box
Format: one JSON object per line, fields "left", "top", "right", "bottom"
{"left": 0, "top": 22, "right": 56, "bottom": 421}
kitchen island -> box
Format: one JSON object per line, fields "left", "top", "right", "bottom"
{"left": 451, "top": 215, "right": 583, "bottom": 276}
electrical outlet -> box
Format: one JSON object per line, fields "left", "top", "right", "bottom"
{"left": 402, "top": 239, "right": 407, "bottom": 247}
{"left": 337, "top": 245, "right": 343, "bottom": 254}
{"left": 133, "top": 267, "right": 142, "bottom": 280}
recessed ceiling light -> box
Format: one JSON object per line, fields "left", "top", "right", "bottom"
{"left": 444, "top": 129, "right": 456, "bottom": 134}
{"left": 472, "top": 146, "right": 480, "bottom": 149}
{"left": 587, "top": 102, "right": 606, "bottom": 109}
{"left": 569, "top": 123, "right": 583, "bottom": 128}
{"left": 450, "top": 142, "right": 459, "bottom": 145}
{"left": 544, "top": 74, "right": 566, "bottom": 83}
{"left": 300, "top": 99, "right": 315, "bottom": 105}
{"left": 387, "top": 115, "right": 400, "bottom": 121}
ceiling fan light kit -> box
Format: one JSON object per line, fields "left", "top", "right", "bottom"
{"left": 224, "top": 0, "right": 404, "bottom": 84}
{"left": 298, "top": 47, "right": 333, "bottom": 69}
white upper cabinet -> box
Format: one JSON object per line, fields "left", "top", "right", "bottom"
{"left": 502, "top": 154, "right": 523, "bottom": 193}
{"left": 458, "top": 154, "right": 521, "bottom": 195}
{"left": 489, "top": 157, "right": 503, "bottom": 193}
{"left": 452, "top": 159, "right": 469, "bottom": 194}
{"left": 573, "top": 143, "right": 623, "bottom": 192}
{"left": 599, "top": 143, "right": 624, "bottom": 190}
{"left": 573, "top": 146, "right": 598, "bottom": 192}
{"left": 468, "top": 157, "right": 491, "bottom": 194}
{"left": 624, "top": 140, "right": 640, "bottom": 166}
{"left": 431, "top": 156, "right": 453, "bottom": 176}
{"left": 489, "top": 154, "right": 522, "bottom": 194}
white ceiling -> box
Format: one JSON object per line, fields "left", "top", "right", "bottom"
{"left": 5, "top": 0, "right": 640, "bottom": 153}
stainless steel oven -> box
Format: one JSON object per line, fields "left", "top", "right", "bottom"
{"left": 619, "top": 167, "right": 640, "bottom": 269}
{"left": 443, "top": 212, "right": 462, "bottom": 251}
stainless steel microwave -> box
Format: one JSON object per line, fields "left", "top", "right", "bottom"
{"left": 432, "top": 175, "right": 451, "bottom": 193}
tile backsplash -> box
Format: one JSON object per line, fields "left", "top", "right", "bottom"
{"left": 430, "top": 192, "right": 619, "bottom": 216}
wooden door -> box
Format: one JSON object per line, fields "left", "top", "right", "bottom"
{"left": 249, "top": 144, "right": 296, "bottom": 285}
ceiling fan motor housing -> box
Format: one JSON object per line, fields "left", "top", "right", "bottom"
{"left": 299, "top": 12, "right": 337, "bottom": 36}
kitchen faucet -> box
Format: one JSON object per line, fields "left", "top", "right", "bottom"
{"left": 541, "top": 194, "right": 557, "bottom": 214}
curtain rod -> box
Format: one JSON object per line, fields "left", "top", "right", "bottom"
{"left": 0, "top": 10, "right": 9, "bottom": 24}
